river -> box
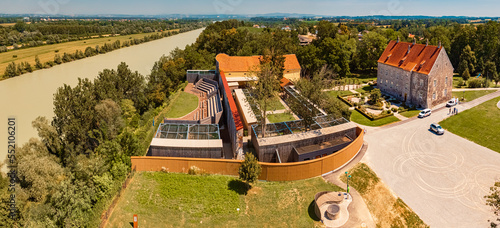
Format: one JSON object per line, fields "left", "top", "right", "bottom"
{"left": 0, "top": 28, "right": 204, "bottom": 165}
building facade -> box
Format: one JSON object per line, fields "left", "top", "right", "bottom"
{"left": 377, "top": 40, "right": 454, "bottom": 109}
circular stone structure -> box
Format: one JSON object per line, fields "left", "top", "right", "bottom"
{"left": 326, "top": 204, "right": 340, "bottom": 220}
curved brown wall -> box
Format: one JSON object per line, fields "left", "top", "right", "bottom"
{"left": 131, "top": 127, "right": 364, "bottom": 181}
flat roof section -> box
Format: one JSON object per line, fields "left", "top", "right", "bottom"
{"left": 295, "top": 136, "right": 352, "bottom": 155}
{"left": 155, "top": 123, "right": 220, "bottom": 140}
{"left": 234, "top": 89, "right": 258, "bottom": 125}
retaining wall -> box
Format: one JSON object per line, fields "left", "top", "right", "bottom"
{"left": 132, "top": 127, "right": 364, "bottom": 181}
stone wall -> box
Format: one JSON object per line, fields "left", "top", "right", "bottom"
{"left": 427, "top": 50, "right": 454, "bottom": 107}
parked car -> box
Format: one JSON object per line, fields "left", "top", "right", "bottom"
{"left": 418, "top": 109, "right": 432, "bottom": 118}
{"left": 430, "top": 123, "right": 444, "bottom": 135}
{"left": 446, "top": 98, "right": 457, "bottom": 107}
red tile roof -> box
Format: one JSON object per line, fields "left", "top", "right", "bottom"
{"left": 378, "top": 40, "right": 442, "bottom": 75}
{"left": 220, "top": 71, "right": 244, "bottom": 131}
{"left": 280, "top": 77, "right": 292, "bottom": 88}
{"left": 216, "top": 53, "right": 301, "bottom": 73}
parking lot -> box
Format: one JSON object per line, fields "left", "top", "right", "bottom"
{"left": 361, "top": 91, "right": 500, "bottom": 227}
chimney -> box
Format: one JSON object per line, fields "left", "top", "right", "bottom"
{"left": 438, "top": 40, "right": 441, "bottom": 48}
{"left": 397, "top": 36, "right": 400, "bottom": 43}
{"left": 426, "top": 39, "right": 429, "bottom": 46}
{"left": 407, "top": 45, "right": 411, "bottom": 54}
{"left": 413, "top": 37, "right": 416, "bottom": 45}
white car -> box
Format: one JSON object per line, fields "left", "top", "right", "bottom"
{"left": 446, "top": 99, "right": 457, "bottom": 107}
{"left": 430, "top": 123, "right": 444, "bottom": 135}
{"left": 418, "top": 109, "right": 431, "bottom": 118}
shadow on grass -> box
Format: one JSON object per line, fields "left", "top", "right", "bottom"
{"left": 308, "top": 200, "right": 320, "bottom": 221}
{"left": 228, "top": 179, "right": 249, "bottom": 195}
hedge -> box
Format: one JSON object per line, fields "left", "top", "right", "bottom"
{"left": 355, "top": 107, "right": 394, "bottom": 121}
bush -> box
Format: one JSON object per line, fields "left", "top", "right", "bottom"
{"left": 468, "top": 78, "right": 483, "bottom": 88}
{"left": 188, "top": 166, "right": 207, "bottom": 175}
{"left": 391, "top": 107, "right": 398, "bottom": 113}
{"left": 457, "top": 78, "right": 464, "bottom": 88}
{"left": 12, "top": 55, "right": 17, "bottom": 58}
{"left": 239, "top": 153, "right": 261, "bottom": 185}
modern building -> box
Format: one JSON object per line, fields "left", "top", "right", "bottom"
{"left": 215, "top": 53, "right": 301, "bottom": 86}
{"left": 377, "top": 40, "right": 454, "bottom": 109}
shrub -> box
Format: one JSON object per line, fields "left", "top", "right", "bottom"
{"left": 54, "top": 49, "right": 59, "bottom": 53}
{"left": 239, "top": 153, "right": 261, "bottom": 186}
{"left": 391, "top": 107, "right": 398, "bottom": 113}
{"left": 188, "top": 166, "right": 206, "bottom": 175}
{"left": 468, "top": 78, "right": 483, "bottom": 88}
{"left": 457, "top": 78, "right": 464, "bottom": 88}
{"left": 12, "top": 55, "right": 17, "bottom": 58}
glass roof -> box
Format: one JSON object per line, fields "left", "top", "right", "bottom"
{"left": 155, "top": 123, "right": 220, "bottom": 140}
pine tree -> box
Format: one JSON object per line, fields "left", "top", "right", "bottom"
{"left": 462, "top": 68, "right": 471, "bottom": 83}
{"left": 238, "top": 153, "right": 262, "bottom": 187}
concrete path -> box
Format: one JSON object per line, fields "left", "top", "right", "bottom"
{"left": 323, "top": 144, "right": 376, "bottom": 228}
{"left": 361, "top": 90, "right": 500, "bottom": 228}
{"left": 497, "top": 100, "right": 500, "bottom": 109}
{"left": 350, "top": 89, "right": 360, "bottom": 94}
{"left": 393, "top": 112, "right": 409, "bottom": 121}
{"left": 453, "top": 88, "right": 500, "bottom": 92}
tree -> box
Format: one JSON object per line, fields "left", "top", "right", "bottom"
{"left": 35, "top": 55, "right": 43, "bottom": 69}
{"left": 485, "top": 181, "right": 500, "bottom": 227}
{"left": 459, "top": 45, "right": 476, "bottom": 75}
{"left": 356, "top": 32, "right": 388, "bottom": 70}
{"left": 290, "top": 68, "right": 328, "bottom": 130}
{"left": 54, "top": 54, "right": 62, "bottom": 64}
{"left": 4, "top": 62, "right": 18, "bottom": 77}
{"left": 459, "top": 60, "right": 471, "bottom": 81}
{"left": 370, "top": 88, "right": 382, "bottom": 104}
{"left": 238, "top": 152, "right": 261, "bottom": 187}
{"left": 247, "top": 60, "right": 281, "bottom": 138}
{"left": 484, "top": 61, "right": 497, "bottom": 83}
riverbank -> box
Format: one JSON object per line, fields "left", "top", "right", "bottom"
{"left": 0, "top": 28, "right": 205, "bottom": 169}
{"left": 0, "top": 29, "right": 191, "bottom": 81}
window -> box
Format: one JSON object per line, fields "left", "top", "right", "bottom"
{"left": 434, "top": 80, "right": 437, "bottom": 87}
{"left": 420, "top": 79, "right": 423, "bottom": 86}
{"left": 419, "top": 92, "right": 423, "bottom": 100}
{"left": 433, "top": 92, "right": 436, "bottom": 100}
{"left": 445, "top": 76, "right": 448, "bottom": 85}
{"left": 444, "top": 89, "right": 447, "bottom": 95}
{"left": 315, "top": 155, "right": 321, "bottom": 159}
{"left": 386, "top": 79, "right": 388, "bottom": 84}
{"left": 228, "top": 73, "right": 232, "bottom": 76}
{"left": 322, "top": 154, "right": 327, "bottom": 157}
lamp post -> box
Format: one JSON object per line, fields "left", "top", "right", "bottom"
{"left": 345, "top": 171, "right": 352, "bottom": 193}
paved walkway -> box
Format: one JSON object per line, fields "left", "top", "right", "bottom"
{"left": 361, "top": 90, "right": 500, "bottom": 227}
{"left": 497, "top": 100, "right": 500, "bottom": 109}
{"left": 453, "top": 87, "right": 500, "bottom": 92}
{"left": 393, "top": 112, "right": 408, "bottom": 121}
{"left": 323, "top": 144, "right": 376, "bottom": 228}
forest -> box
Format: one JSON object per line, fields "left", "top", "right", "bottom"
{"left": 1, "top": 17, "right": 500, "bottom": 226}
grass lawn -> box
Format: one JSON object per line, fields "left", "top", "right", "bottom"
{"left": 0, "top": 30, "right": 179, "bottom": 79}
{"left": 267, "top": 113, "right": 296, "bottom": 123}
{"left": 350, "top": 110, "right": 400, "bottom": 127}
{"left": 452, "top": 90, "right": 496, "bottom": 102}
{"left": 106, "top": 172, "right": 343, "bottom": 227}
{"left": 266, "top": 97, "right": 286, "bottom": 111}
{"left": 440, "top": 96, "right": 500, "bottom": 153}
{"left": 164, "top": 91, "right": 199, "bottom": 118}
{"left": 341, "top": 163, "right": 428, "bottom": 228}
{"left": 355, "top": 85, "right": 375, "bottom": 94}
{"left": 399, "top": 110, "right": 421, "bottom": 118}
{"left": 326, "top": 90, "right": 355, "bottom": 98}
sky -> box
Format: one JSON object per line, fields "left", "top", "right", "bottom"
{"left": 1, "top": 0, "right": 499, "bottom": 17}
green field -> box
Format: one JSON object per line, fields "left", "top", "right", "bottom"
{"left": 164, "top": 92, "right": 199, "bottom": 118}
{"left": 452, "top": 90, "right": 496, "bottom": 102}
{"left": 440, "top": 97, "right": 500, "bottom": 153}
{"left": 399, "top": 110, "right": 421, "bottom": 118}
{"left": 266, "top": 97, "right": 286, "bottom": 111}
{"left": 341, "top": 163, "right": 428, "bottom": 228}
{"left": 350, "top": 110, "right": 400, "bottom": 127}
{"left": 267, "top": 113, "right": 296, "bottom": 123}
{"left": 0, "top": 30, "right": 179, "bottom": 79}
{"left": 106, "top": 172, "right": 343, "bottom": 227}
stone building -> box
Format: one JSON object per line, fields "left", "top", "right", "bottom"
{"left": 377, "top": 40, "right": 454, "bottom": 109}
